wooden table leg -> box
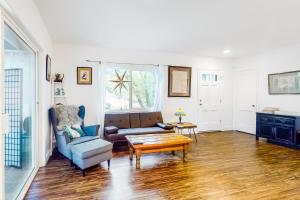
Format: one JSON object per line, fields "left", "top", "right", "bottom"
{"left": 183, "top": 144, "right": 188, "bottom": 162}
{"left": 136, "top": 150, "right": 141, "bottom": 169}
{"left": 129, "top": 145, "right": 133, "bottom": 160}
{"left": 193, "top": 128, "right": 198, "bottom": 143}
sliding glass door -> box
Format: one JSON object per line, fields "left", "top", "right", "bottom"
{"left": 3, "top": 22, "right": 37, "bottom": 200}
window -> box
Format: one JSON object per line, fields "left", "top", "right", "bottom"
{"left": 105, "top": 65, "right": 158, "bottom": 112}
{"left": 201, "top": 73, "right": 218, "bottom": 82}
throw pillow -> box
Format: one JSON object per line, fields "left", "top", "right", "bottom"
{"left": 71, "top": 124, "right": 86, "bottom": 137}
{"left": 64, "top": 126, "right": 81, "bottom": 139}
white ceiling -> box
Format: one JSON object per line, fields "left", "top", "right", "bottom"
{"left": 34, "top": 0, "right": 300, "bottom": 58}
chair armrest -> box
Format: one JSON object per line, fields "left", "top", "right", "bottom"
{"left": 157, "top": 123, "right": 174, "bottom": 130}
{"left": 82, "top": 124, "right": 100, "bottom": 136}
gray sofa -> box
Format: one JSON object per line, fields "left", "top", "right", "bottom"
{"left": 104, "top": 112, "right": 174, "bottom": 146}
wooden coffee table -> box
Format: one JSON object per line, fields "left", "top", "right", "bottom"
{"left": 125, "top": 134, "right": 192, "bottom": 169}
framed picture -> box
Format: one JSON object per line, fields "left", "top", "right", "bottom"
{"left": 77, "top": 67, "right": 92, "bottom": 85}
{"left": 46, "top": 54, "right": 51, "bottom": 82}
{"left": 269, "top": 70, "right": 300, "bottom": 94}
{"left": 54, "top": 83, "right": 66, "bottom": 97}
{"left": 168, "top": 66, "right": 192, "bottom": 97}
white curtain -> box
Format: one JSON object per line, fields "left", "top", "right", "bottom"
{"left": 96, "top": 62, "right": 107, "bottom": 137}
{"left": 153, "top": 64, "right": 166, "bottom": 111}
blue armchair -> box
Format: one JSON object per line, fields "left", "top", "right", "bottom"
{"left": 49, "top": 105, "right": 100, "bottom": 160}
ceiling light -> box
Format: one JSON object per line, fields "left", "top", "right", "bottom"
{"left": 223, "top": 49, "right": 231, "bottom": 54}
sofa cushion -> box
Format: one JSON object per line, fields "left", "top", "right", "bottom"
{"left": 129, "top": 113, "right": 141, "bottom": 128}
{"left": 106, "top": 127, "right": 174, "bottom": 142}
{"left": 71, "top": 139, "right": 113, "bottom": 159}
{"left": 104, "top": 113, "right": 130, "bottom": 129}
{"left": 140, "top": 112, "right": 163, "bottom": 128}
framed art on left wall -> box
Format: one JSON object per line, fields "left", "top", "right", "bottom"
{"left": 77, "top": 67, "right": 92, "bottom": 85}
{"left": 46, "top": 54, "right": 51, "bottom": 81}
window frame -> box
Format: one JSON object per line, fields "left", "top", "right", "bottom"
{"left": 104, "top": 64, "right": 158, "bottom": 113}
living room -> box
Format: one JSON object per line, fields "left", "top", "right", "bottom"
{"left": 1, "top": 0, "right": 300, "bottom": 200}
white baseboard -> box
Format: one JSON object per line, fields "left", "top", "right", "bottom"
{"left": 16, "top": 167, "right": 39, "bottom": 200}
{"left": 43, "top": 149, "right": 51, "bottom": 167}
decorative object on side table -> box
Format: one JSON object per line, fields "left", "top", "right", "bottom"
{"left": 46, "top": 54, "right": 51, "bottom": 82}
{"left": 168, "top": 66, "right": 192, "bottom": 97}
{"left": 175, "top": 108, "right": 186, "bottom": 124}
{"left": 77, "top": 67, "right": 92, "bottom": 85}
{"left": 268, "top": 70, "right": 300, "bottom": 94}
{"left": 262, "top": 107, "right": 280, "bottom": 114}
{"left": 54, "top": 73, "right": 64, "bottom": 82}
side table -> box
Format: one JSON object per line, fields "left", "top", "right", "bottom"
{"left": 169, "top": 122, "right": 198, "bottom": 142}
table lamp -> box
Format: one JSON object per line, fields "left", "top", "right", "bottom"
{"left": 175, "top": 108, "right": 186, "bottom": 124}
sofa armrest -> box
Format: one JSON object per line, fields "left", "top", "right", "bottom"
{"left": 157, "top": 123, "right": 174, "bottom": 130}
{"left": 82, "top": 124, "right": 100, "bottom": 136}
{"left": 104, "top": 126, "right": 119, "bottom": 135}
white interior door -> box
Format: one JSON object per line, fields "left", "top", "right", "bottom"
{"left": 198, "top": 71, "right": 222, "bottom": 131}
{"left": 235, "top": 69, "right": 257, "bottom": 134}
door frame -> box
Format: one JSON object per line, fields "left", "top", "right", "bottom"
{"left": 197, "top": 69, "right": 223, "bottom": 132}
{"left": 233, "top": 68, "right": 258, "bottom": 134}
{"left": 0, "top": 8, "right": 40, "bottom": 200}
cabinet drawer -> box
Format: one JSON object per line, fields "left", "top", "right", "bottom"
{"left": 258, "top": 116, "right": 273, "bottom": 124}
{"left": 274, "top": 117, "right": 295, "bottom": 126}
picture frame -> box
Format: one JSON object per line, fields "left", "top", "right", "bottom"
{"left": 46, "top": 54, "right": 51, "bottom": 82}
{"left": 77, "top": 67, "right": 92, "bottom": 85}
{"left": 168, "top": 66, "right": 192, "bottom": 97}
{"left": 268, "top": 70, "right": 300, "bottom": 95}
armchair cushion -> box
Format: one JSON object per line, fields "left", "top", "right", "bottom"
{"left": 104, "top": 126, "right": 119, "bottom": 134}
{"left": 64, "top": 126, "right": 81, "bottom": 139}
{"left": 157, "top": 123, "right": 174, "bottom": 130}
{"left": 71, "top": 124, "right": 86, "bottom": 137}
{"left": 55, "top": 105, "right": 83, "bottom": 130}
{"left": 82, "top": 124, "right": 100, "bottom": 136}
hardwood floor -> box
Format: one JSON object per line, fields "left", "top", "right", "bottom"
{"left": 25, "top": 131, "right": 300, "bottom": 200}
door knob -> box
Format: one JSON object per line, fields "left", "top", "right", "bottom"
{"left": 252, "top": 105, "right": 256, "bottom": 107}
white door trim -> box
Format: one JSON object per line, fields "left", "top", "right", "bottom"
{"left": 0, "top": 9, "right": 4, "bottom": 200}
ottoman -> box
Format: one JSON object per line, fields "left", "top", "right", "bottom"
{"left": 71, "top": 138, "right": 113, "bottom": 176}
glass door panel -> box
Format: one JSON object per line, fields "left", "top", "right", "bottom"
{"left": 4, "top": 23, "right": 36, "bottom": 200}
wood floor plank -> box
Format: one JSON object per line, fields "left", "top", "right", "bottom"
{"left": 25, "top": 131, "right": 300, "bottom": 200}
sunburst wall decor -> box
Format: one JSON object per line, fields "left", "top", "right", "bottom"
{"left": 110, "top": 70, "right": 131, "bottom": 94}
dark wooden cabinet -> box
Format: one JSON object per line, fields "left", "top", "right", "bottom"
{"left": 256, "top": 112, "right": 300, "bottom": 148}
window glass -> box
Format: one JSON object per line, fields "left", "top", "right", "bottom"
{"left": 105, "top": 66, "right": 158, "bottom": 112}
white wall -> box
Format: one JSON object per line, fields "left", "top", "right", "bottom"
{"left": 233, "top": 44, "right": 300, "bottom": 114}
{"left": 53, "top": 43, "right": 234, "bottom": 132}
{"left": 2, "top": 0, "right": 53, "bottom": 166}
